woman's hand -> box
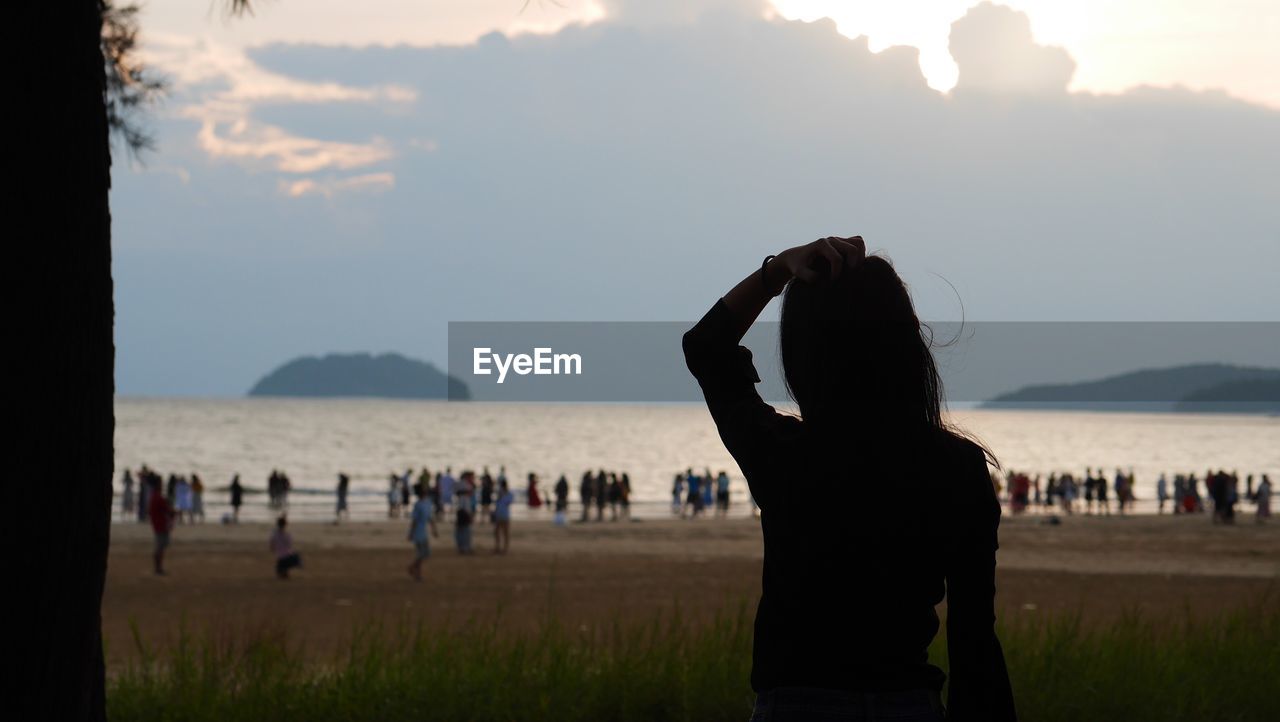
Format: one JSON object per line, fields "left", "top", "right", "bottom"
{"left": 773, "top": 236, "right": 866, "bottom": 285}
{"left": 717, "top": 235, "right": 868, "bottom": 341}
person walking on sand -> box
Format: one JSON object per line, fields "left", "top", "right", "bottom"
{"left": 149, "top": 477, "right": 174, "bottom": 575}
{"left": 190, "top": 473, "right": 205, "bottom": 523}
{"left": 594, "top": 469, "right": 608, "bottom": 521}
{"left": 335, "top": 472, "right": 350, "bottom": 522}
{"left": 480, "top": 467, "right": 495, "bottom": 523}
{"left": 607, "top": 472, "right": 622, "bottom": 521}
{"left": 527, "top": 472, "right": 544, "bottom": 509}
{"left": 493, "top": 479, "right": 514, "bottom": 554}
{"left": 439, "top": 467, "right": 456, "bottom": 513}
{"left": 672, "top": 472, "right": 685, "bottom": 516}
{"left": 1255, "top": 475, "right": 1272, "bottom": 523}
{"left": 417, "top": 467, "right": 432, "bottom": 513}
{"left": 229, "top": 473, "right": 244, "bottom": 523}
{"left": 120, "top": 469, "right": 135, "bottom": 521}
{"left": 1093, "top": 468, "right": 1108, "bottom": 516}
{"left": 174, "top": 475, "right": 192, "bottom": 524}
{"left": 1113, "top": 468, "right": 1127, "bottom": 516}
{"left": 686, "top": 469, "right": 702, "bottom": 518}
{"left": 554, "top": 474, "right": 569, "bottom": 525}
{"left": 454, "top": 472, "right": 476, "bottom": 554}
{"left": 137, "top": 467, "right": 152, "bottom": 523}
{"left": 620, "top": 472, "right": 632, "bottom": 520}
{"left": 1157, "top": 473, "right": 1169, "bottom": 514}
{"left": 270, "top": 516, "right": 302, "bottom": 579}
{"left": 579, "top": 470, "right": 594, "bottom": 522}
{"left": 684, "top": 237, "right": 1015, "bottom": 721}
{"left": 432, "top": 471, "right": 444, "bottom": 519}
{"left": 388, "top": 472, "right": 402, "bottom": 518}
{"left": 407, "top": 482, "right": 439, "bottom": 581}
{"left": 716, "top": 470, "right": 731, "bottom": 517}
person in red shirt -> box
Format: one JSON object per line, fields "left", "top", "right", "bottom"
{"left": 149, "top": 479, "right": 174, "bottom": 575}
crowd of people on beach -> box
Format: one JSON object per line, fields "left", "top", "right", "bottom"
{"left": 119, "top": 467, "right": 206, "bottom": 527}
{"left": 377, "top": 466, "right": 521, "bottom": 559}
{"left": 118, "top": 463, "right": 660, "bottom": 581}
{"left": 118, "top": 460, "right": 1271, "bottom": 581}
{"left": 117, "top": 466, "right": 204, "bottom": 575}
{"left": 671, "top": 468, "right": 739, "bottom": 518}
{"left": 577, "top": 469, "right": 634, "bottom": 522}
{"left": 998, "top": 468, "right": 1272, "bottom": 523}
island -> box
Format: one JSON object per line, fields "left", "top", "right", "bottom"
{"left": 249, "top": 352, "right": 470, "bottom": 400}
{"left": 983, "top": 363, "right": 1280, "bottom": 413}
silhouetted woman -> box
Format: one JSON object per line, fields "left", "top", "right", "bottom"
{"left": 683, "top": 237, "right": 1015, "bottom": 721}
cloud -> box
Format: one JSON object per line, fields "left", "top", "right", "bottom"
{"left": 195, "top": 121, "right": 393, "bottom": 174}
{"left": 598, "top": 0, "right": 769, "bottom": 26}
{"left": 115, "top": 3, "right": 1280, "bottom": 394}
{"left": 949, "top": 1, "right": 1075, "bottom": 94}
{"left": 146, "top": 35, "right": 412, "bottom": 179}
{"left": 280, "top": 172, "right": 397, "bottom": 198}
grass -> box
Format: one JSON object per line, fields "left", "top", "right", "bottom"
{"left": 107, "top": 601, "right": 1280, "bottom": 721}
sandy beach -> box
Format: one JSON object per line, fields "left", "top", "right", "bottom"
{"left": 103, "top": 513, "right": 1280, "bottom": 669}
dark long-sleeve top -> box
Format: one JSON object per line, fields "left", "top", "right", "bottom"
{"left": 683, "top": 300, "right": 1016, "bottom": 722}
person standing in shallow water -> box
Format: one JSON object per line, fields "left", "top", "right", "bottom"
{"left": 684, "top": 237, "right": 1015, "bottom": 722}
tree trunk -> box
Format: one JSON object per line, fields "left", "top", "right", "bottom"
{"left": 12, "top": 2, "right": 113, "bottom": 720}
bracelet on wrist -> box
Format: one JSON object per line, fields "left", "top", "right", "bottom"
{"left": 761, "top": 254, "right": 781, "bottom": 297}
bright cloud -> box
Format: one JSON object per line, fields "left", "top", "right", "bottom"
{"left": 280, "top": 172, "right": 397, "bottom": 198}
{"left": 144, "top": 35, "right": 413, "bottom": 184}
{"left": 195, "top": 121, "right": 394, "bottom": 174}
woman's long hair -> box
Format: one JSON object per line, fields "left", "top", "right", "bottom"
{"left": 780, "top": 255, "right": 992, "bottom": 461}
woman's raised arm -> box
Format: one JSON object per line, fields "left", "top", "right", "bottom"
{"left": 718, "top": 236, "right": 866, "bottom": 341}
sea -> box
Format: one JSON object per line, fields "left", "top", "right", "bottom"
{"left": 114, "top": 398, "right": 1279, "bottom": 523}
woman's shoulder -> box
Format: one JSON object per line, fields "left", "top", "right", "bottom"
{"left": 942, "top": 431, "right": 990, "bottom": 466}
{"left": 929, "top": 430, "right": 1001, "bottom": 527}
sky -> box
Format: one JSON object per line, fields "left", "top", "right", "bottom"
{"left": 113, "top": 0, "right": 1280, "bottom": 395}
{"left": 142, "top": 0, "right": 1280, "bottom": 107}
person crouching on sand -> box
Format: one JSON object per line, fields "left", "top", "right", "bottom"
{"left": 270, "top": 516, "right": 302, "bottom": 579}
{"left": 407, "top": 483, "right": 439, "bottom": 581}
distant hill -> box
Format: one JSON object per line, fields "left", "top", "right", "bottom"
{"left": 984, "top": 364, "right": 1280, "bottom": 413}
{"left": 1174, "top": 378, "right": 1280, "bottom": 413}
{"left": 249, "top": 353, "right": 470, "bottom": 400}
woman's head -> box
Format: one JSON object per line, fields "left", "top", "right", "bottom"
{"left": 779, "top": 255, "right": 942, "bottom": 432}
